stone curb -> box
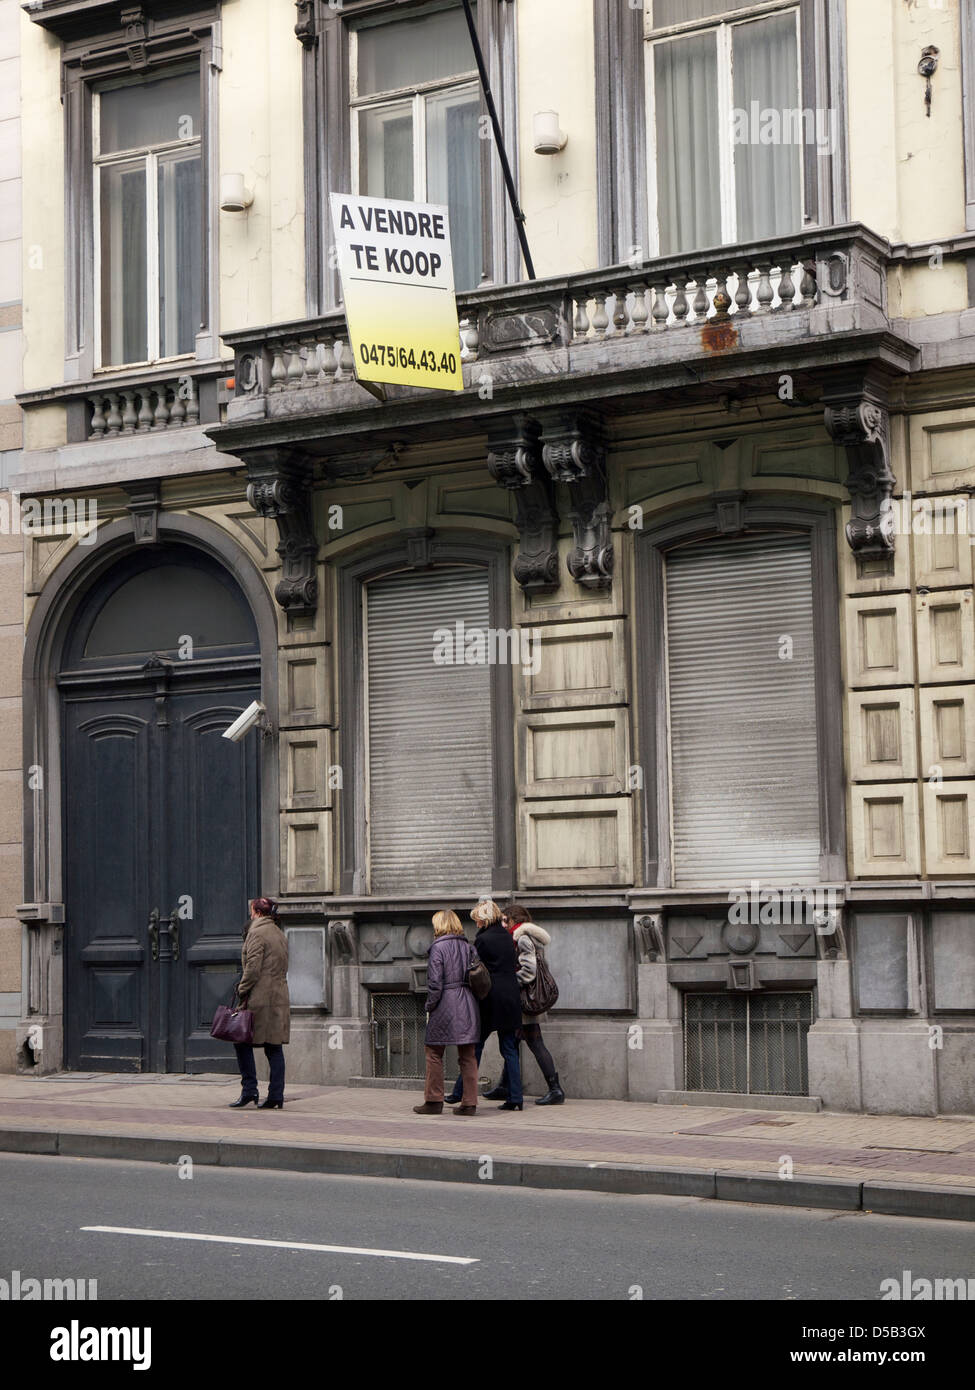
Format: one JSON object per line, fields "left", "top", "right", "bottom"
{"left": 0, "top": 1127, "right": 972, "bottom": 1221}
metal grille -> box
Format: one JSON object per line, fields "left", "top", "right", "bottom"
{"left": 683, "top": 992, "right": 813, "bottom": 1096}
{"left": 371, "top": 993, "right": 426, "bottom": 1078}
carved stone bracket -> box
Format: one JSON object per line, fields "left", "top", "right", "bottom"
{"left": 295, "top": 0, "right": 317, "bottom": 47}
{"left": 123, "top": 480, "right": 160, "bottom": 545}
{"left": 824, "top": 385, "right": 896, "bottom": 558}
{"left": 328, "top": 919, "right": 357, "bottom": 965}
{"left": 633, "top": 913, "right": 665, "bottom": 963}
{"left": 245, "top": 450, "right": 319, "bottom": 616}
{"left": 487, "top": 416, "right": 560, "bottom": 594}
{"left": 540, "top": 412, "right": 613, "bottom": 590}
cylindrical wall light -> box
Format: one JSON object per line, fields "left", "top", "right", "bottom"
{"left": 220, "top": 172, "right": 254, "bottom": 212}
{"left": 533, "top": 110, "right": 567, "bottom": 155}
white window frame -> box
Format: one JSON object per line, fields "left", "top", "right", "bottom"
{"left": 644, "top": 0, "right": 803, "bottom": 257}
{"left": 349, "top": 21, "right": 479, "bottom": 213}
{"left": 92, "top": 68, "right": 203, "bottom": 371}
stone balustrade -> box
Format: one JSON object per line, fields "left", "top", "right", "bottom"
{"left": 218, "top": 223, "right": 892, "bottom": 419}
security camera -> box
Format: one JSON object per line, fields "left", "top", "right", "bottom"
{"left": 222, "top": 700, "right": 271, "bottom": 743}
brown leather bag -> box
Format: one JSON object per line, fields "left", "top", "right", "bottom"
{"left": 467, "top": 947, "right": 491, "bottom": 1000}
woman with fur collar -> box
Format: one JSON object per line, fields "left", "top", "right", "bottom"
{"left": 486, "top": 903, "right": 565, "bottom": 1107}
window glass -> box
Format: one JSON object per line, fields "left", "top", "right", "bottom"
{"left": 99, "top": 71, "right": 201, "bottom": 154}
{"left": 158, "top": 151, "right": 203, "bottom": 357}
{"left": 359, "top": 103, "right": 415, "bottom": 201}
{"left": 426, "top": 86, "right": 482, "bottom": 290}
{"left": 100, "top": 162, "right": 148, "bottom": 365}
{"left": 654, "top": 33, "right": 720, "bottom": 255}
{"left": 356, "top": 6, "right": 475, "bottom": 96}
{"left": 652, "top": 0, "right": 753, "bottom": 25}
{"left": 84, "top": 563, "right": 257, "bottom": 660}
{"left": 733, "top": 13, "right": 801, "bottom": 241}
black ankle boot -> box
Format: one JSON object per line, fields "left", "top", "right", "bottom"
{"left": 535, "top": 1074, "right": 565, "bottom": 1106}
{"left": 483, "top": 1085, "right": 508, "bottom": 1101}
{"left": 228, "top": 1092, "right": 258, "bottom": 1108}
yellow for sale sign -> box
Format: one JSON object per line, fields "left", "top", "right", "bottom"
{"left": 329, "top": 192, "right": 464, "bottom": 393}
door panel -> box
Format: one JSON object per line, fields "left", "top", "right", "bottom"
{"left": 166, "top": 688, "right": 260, "bottom": 1072}
{"left": 63, "top": 680, "right": 261, "bottom": 1073}
{"left": 64, "top": 702, "right": 156, "bottom": 1070}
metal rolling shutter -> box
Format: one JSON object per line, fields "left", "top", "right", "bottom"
{"left": 665, "top": 533, "right": 820, "bottom": 887}
{"left": 366, "top": 566, "right": 494, "bottom": 895}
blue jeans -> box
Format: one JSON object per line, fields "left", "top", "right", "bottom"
{"left": 448, "top": 1031, "right": 522, "bottom": 1106}
{"left": 235, "top": 1042, "right": 285, "bottom": 1102}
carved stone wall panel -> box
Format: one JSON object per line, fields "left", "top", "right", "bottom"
{"left": 844, "top": 594, "right": 915, "bottom": 688}
{"left": 850, "top": 784, "right": 921, "bottom": 876}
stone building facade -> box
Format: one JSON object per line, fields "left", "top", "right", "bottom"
{"left": 7, "top": 0, "right": 975, "bottom": 1114}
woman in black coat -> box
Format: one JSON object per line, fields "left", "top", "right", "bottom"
{"left": 445, "top": 899, "right": 524, "bottom": 1110}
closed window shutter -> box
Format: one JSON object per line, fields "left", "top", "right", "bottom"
{"left": 365, "top": 566, "right": 494, "bottom": 895}
{"left": 665, "top": 534, "right": 820, "bottom": 887}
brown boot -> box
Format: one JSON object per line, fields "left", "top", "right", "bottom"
{"left": 453, "top": 1105, "right": 477, "bottom": 1116}
{"left": 413, "top": 1101, "right": 443, "bottom": 1115}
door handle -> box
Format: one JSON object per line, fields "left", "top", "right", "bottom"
{"left": 148, "top": 908, "right": 160, "bottom": 962}
{"left": 167, "top": 909, "right": 180, "bottom": 962}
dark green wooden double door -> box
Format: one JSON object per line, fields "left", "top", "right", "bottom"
{"left": 63, "top": 674, "right": 260, "bottom": 1073}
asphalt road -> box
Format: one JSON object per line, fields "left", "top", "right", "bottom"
{"left": 1, "top": 1152, "right": 973, "bottom": 1301}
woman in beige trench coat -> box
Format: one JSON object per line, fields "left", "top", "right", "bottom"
{"left": 229, "top": 896, "right": 291, "bottom": 1110}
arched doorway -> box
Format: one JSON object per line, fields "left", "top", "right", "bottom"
{"left": 59, "top": 545, "right": 263, "bottom": 1072}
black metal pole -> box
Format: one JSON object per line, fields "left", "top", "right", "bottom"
{"left": 460, "top": 0, "right": 536, "bottom": 280}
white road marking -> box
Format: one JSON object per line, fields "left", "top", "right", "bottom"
{"left": 81, "top": 1225, "right": 477, "bottom": 1265}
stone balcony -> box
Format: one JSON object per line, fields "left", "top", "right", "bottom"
{"left": 210, "top": 223, "right": 913, "bottom": 468}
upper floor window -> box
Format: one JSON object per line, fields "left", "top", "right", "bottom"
{"left": 350, "top": 5, "right": 482, "bottom": 291}
{"left": 94, "top": 69, "right": 203, "bottom": 368}
{"left": 647, "top": 0, "right": 803, "bottom": 255}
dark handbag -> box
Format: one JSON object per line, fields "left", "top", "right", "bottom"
{"left": 467, "top": 946, "right": 491, "bottom": 1001}
{"left": 521, "top": 947, "right": 559, "bottom": 1015}
{"left": 210, "top": 983, "right": 254, "bottom": 1044}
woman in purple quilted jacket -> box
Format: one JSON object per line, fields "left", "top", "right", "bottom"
{"left": 413, "top": 909, "right": 481, "bottom": 1116}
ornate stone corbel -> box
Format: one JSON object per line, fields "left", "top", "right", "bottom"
{"left": 540, "top": 412, "right": 613, "bottom": 590}
{"left": 328, "top": 919, "right": 357, "bottom": 965}
{"left": 295, "top": 0, "right": 317, "bottom": 47}
{"left": 121, "top": 7, "right": 148, "bottom": 68}
{"left": 245, "top": 450, "right": 319, "bottom": 616}
{"left": 123, "top": 480, "right": 160, "bottom": 545}
{"left": 824, "top": 384, "right": 896, "bottom": 558}
{"left": 487, "top": 416, "right": 560, "bottom": 594}
{"left": 633, "top": 913, "right": 665, "bottom": 963}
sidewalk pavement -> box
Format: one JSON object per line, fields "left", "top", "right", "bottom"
{"left": 2, "top": 1073, "right": 975, "bottom": 1221}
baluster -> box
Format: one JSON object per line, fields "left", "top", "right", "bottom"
{"left": 184, "top": 376, "right": 200, "bottom": 426}
{"left": 777, "top": 260, "right": 797, "bottom": 310}
{"left": 590, "top": 295, "right": 610, "bottom": 338}
{"left": 651, "top": 284, "right": 670, "bottom": 329}
{"left": 301, "top": 338, "right": 318, "bottom": 389}
{"left": 136, "top": 390, "right": 153, "bottom": 432}
{"left": 119, "top": 390, "right": 136, "bottom": 433}
{"left": 286, "top": 346, "right": 304, "bottom": 389}
{"left": 459, "top": 317, "right": 480, "bottom": 360}
{"left": 756, "top": 263, "right": 774, "bottom": 313}
{"left": 170, "top": 387, "right": 186, "bottom": 428}
{"left": 573, "top": 297, "right": 591, "bottom": 339}
{"left": 89, "top": 396, "right": 106, "bottom": 439}
{"left": 630, "top": 285, "right": 649, "bottom": 333}
{"left": 269, "top": 348, "right": 288, "bottom": 391}
{"left": 105, "top": 392, "right": 122, "bottom": 436}
{"left": 340, "top": 340, "right": 355, "bottom": 378}
{"left": 711, "top": 273, "right": 733, "bottom": 321}
{"left": 316, "top": 337, "right": 332, "bottom": 386}
{"left": 672, "top": 277, "right": 689, "bottom": 324}
{"left": 691, "top": 280, "right": 709, "bottom": 321}
{"left": 799, "top": 260, "right": 817, "bottom": 307}
{"left": 152, "top": 386, "right": 171, "bottom": 430}
{"left": 612, "top": 287, "right": 629, "bottom": 334}
{"left": 734, "top": 266, "right": 753, "bottom": 316}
